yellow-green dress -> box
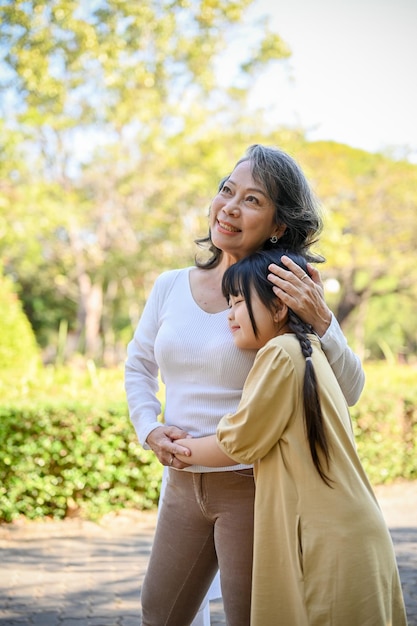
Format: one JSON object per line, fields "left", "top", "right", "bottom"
{"left": 217, "top": 334, "right": 407, "bottom": 626}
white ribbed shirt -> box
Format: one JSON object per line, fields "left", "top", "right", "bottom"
{"left": 125, "top": 267, "right": 364, "bottom": 472}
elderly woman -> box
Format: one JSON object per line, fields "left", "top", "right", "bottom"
{"left": 125, "top": 144, "right": 364, "bottom": 626}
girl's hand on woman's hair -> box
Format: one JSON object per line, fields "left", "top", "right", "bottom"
{"left": 146, "top": 425, "right": 192, "bottom": 469}
{"left": 267, "top": 255, "right": 332, "bottom": 337}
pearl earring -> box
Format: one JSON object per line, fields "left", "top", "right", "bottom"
{"left": 270, "top": 235, "right": 278, "bottom": 244}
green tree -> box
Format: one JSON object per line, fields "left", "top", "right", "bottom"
{"left": 0, "top": 0, "right": 291, "bottom": 362}
{"left": 290, "top": 140, "right": 417, "bottom": 359}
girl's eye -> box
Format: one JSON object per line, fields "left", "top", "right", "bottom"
{"left": 229, "top": 295, "right": 244, "bottom": 307}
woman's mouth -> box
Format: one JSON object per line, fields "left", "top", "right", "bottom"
{"left": 217, "top": 219, "right": 241, "bottom": 233}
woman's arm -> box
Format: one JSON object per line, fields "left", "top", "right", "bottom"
{"left": 318, "top": 314, "right": 365, "bottom": 406}
{"left": 174, "top": 436, "right": 237, "bottom": 467}
{"left": 268, "top": 255, "right": 365, "bottom": 405}
{"left": 125, "top": 272, "right": 191, "bottom": 468}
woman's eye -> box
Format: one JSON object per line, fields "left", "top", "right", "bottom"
{"left": 246, "top": 195, "right": 259, "bottom": 204}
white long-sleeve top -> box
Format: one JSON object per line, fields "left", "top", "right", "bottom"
{"left": 125, "top": 267, "right": 365, "bottom": 472}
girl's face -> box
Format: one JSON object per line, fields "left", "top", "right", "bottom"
{"left": 227, "top": 289, "right": 282, "bottom": 350}
{"left": 210, "top": 160, "right": 285, "bottom": 262}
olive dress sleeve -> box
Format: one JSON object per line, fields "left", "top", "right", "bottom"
{"left": 216, "top": 342, "right": 300, "bottom": 465}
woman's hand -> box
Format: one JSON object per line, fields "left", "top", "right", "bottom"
{"left": 146, "top": 425, "right": 192, "bottom": 469}
{"left": 268, "top": 255, "right": 332, "bottom": 337}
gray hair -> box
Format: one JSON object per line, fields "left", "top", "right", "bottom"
{"left": 195, "top": 144, "right": 324, "bottom": 268}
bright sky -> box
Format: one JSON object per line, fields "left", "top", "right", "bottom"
{"left": 247, "top": 0, "right": 417, "bottom": 161}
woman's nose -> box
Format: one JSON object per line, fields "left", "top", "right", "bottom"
{"left": 223, "top": 200, "right": 240, "bottom": 216}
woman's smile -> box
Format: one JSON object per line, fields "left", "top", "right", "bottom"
{"left": 216, "top": 219, "right": 242, "bottom": 234}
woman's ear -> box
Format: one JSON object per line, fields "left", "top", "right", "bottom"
{"left": 272, "top": 224, "right": 287, "bottom": 240}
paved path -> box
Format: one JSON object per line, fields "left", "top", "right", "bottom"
{"left": 0, "top": 480, "right": 416, "bottom": 625}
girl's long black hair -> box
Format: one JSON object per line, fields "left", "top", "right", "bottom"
{"left": 222, "top": 248, "right": 333, "bottom": 487}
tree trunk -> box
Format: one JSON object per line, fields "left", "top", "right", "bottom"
{"left": 76, "top": 273, "right": 103, "bottom": 359}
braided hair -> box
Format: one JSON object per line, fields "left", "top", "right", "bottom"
{"left": 222, "top": 248, "right": 333, "bottom": 487}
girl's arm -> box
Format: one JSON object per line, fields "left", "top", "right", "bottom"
{"left": 174, "top": 436, "right": 237, "bottom": 467}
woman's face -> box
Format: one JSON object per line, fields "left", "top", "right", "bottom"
{"left": 210, "top": 160, "right": 284, "bottom": 261}
{"left": 227, "top": 290, "right": 278, "bottom": 351}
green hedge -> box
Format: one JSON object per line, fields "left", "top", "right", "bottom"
{"left": 350, "top": 362, "right": 417, "bottom": 484}
{"left": 0, "top": 362, "right": 416, "bottom": 523}
{"left": 0, "top": 401, "right": 162, "bottom": 522}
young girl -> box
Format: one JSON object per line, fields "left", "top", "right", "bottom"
{"left": 174, "top": 248, "right": 407, "bottom": 626}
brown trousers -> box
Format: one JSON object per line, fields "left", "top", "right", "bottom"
{"left": 141, "top": 467, "right": 255, "bottom": 626}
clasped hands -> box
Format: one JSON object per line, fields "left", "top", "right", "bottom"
{"left": 146, "top": 425, "right": 192, "bottom": 469}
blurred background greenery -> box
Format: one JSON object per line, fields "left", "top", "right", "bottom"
{"left": 0, "top": 0, "right": 416, "bottom": 521}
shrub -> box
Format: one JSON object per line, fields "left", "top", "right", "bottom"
{"left": 0, "top": 401, "right": 162, "bottom": 522}
{"left": 351, "top": 362, "right": 417, "bottom": 484}
{"left": 0, "top": 361, "right": 416, "bottom": 523}
{"left": 0, "top": 273, "right": 41, "bottom": 382}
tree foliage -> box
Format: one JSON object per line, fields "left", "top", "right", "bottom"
{"left": 290, "top": 139, "right": 417, "bottom": 359}
{"left": 1, "top": 2, "right": 417, "bottom": 363}
{"left": 0, "top": 0, "right": 291, "bottom": 361}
